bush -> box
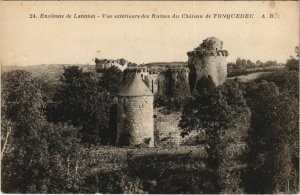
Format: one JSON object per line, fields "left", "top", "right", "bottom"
{"left": 83, "top": 171, "right": 143, "bottom": 194}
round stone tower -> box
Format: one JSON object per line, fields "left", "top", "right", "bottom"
{"left": 187, "top": 37, "right": 229, "bottom": 94}
{"left": 117, "top": 74, "right": 154, "bottom": 147}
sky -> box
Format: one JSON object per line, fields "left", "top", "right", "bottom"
{"left": 0, "top": 1, "right": 299, "bottom": 66}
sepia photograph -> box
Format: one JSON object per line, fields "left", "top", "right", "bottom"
{"left": 0, "top": 1, "right": 299, "bottom": 194}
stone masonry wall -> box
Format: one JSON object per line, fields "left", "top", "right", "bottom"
{"left": 147, "top": 73, "right": 159, "bottom": 94}
{"left": 117, "top": 96, "right": 154, "bottom": 147}
{"left": 154, "top": 107, "right": 204, "bottom": 146}
{"left": 124, "top": 67, "right": 190, "bottom": 97}
{"left": 154, "top": 108, "right": 182, "bottom": 146}
{"left": 95, "top": 59, "right": 128, "bottom": 72}
{"left": 188, "top": 37, "right": 229, "bottom": 94}
{"left": 195, "top": 55, "right": 227, "bottom": 86}
{"left": 170, "top": 69, "right": 191, "bottom": 97}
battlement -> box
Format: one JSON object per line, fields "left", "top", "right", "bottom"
{"left": 187, "top": 37, "right": 229, "bottom": 59}
{"left": 124, "top": 66, "right": 190, "bottom": 76}
{"left": 95, "top": 58, "right": 128, "bottom": 65}
{"left": 168, "top": 67, "right": 190, "bottom": 73}
{"left": 187, "top": 49, "right": 229, "bottom": 58}
{"left": 124, "top": 67, "right": 148, "bottom": 73}
{"left": 124, "top": 66, "right": 163, "bottom": 75}
{"left": 95, "top": 58, "right": 128, "bottom": 72}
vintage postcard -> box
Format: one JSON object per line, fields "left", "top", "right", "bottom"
{"left": 1, "top": 1, "right": 299, "bottom": 194}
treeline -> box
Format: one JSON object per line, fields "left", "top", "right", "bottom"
{"left": 228, "top": 57, "right": 282, "bottom": 77}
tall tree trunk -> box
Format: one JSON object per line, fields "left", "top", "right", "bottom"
{"left": 1, "top": 125, "right": 12, "bottom": 160}
{"left": 75, "top": 160, "right": 78, "bottom": 179}
{"left": 67, "top": 156, "right": 70, "bottom": 176}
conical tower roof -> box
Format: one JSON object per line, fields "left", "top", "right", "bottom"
{"left": 118, "top": 74, "right": 153, "bottom": 97}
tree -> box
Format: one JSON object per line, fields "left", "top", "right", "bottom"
{"left": 264, "top": 60, "right": 278, "bottom": 67}
{"left": 244, "top": 80, "right": 298, "bottom": 193}
{"left": 227, "top": 62, "right": 235, "bottom": 71}
{"left": 180, "top": 78, "right": 250, "bottom": 193}
{"left": 45, "top": 122, "right": 84, "bottom": 193}
{"left": 296, "top": 46, "right": 299, "bottom": 58}
{"left": 1, "top": 70, "right": 50, "bottom": 193}
{"left": 241, "top": 59, "right": 247, "bottom": 67}
{"left": 98, "top": 66, "right": 123, "bottom": 96}
{"left": 286, "top": 46, "right": 299, "bottom": 71}
{"left": 235, "top": 58, "right": 243, "bottom": 70}
{"left": 256, "top": 60, "right": 263, "bottom": 67}
{"left": 255, "top": 70, "right": 299, "bottom": 98}
{"left": 246, "top": 59, "right": 255, "bottom": 68}
{"left": 119, "top": 58, "right": 127, "bottom": 65}
{"left": 47, "top": 66, "right": 120, "bottom": 144}
{"left": 286, "top": 58, "right": 299, "bottom": 71}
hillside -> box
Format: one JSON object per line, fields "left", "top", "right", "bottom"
{"left": 1, "top": 62, "right": 189, "bottom": 83}
{"left": 1, "top": 64, "right": 95, "bottom": 83}
{"left": 228, "top": 72, "right": 272, "bottom": 82}
{"left": 2, "top": 62, "right": 276, "bottom": 84}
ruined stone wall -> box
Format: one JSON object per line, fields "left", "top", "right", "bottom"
{"left": 169, "top": 68, "right": 191, "bottom": 97}
{"left": 95, "top": 59, "right": 128, "bottom": 72}
{"left": 147, "top": 72, "right": 160, "bottom": 94}
{"left": 117, "top": 96, "right": 154, "bottom": 147}
{"left": 188, "top": 37, "right": 229, "bottom": 94}
{"left": 188, "top": 54, "right": 227, "bottom": 87}
{"left": 123, "top": 66, "right": 191, "bottom": 97}
{"left": 154, "top": 108, "right": 182, "bottom": 146}
{"left": 154, "top": 107, "right": 203, "bottom": 146}
{"left": 154, "top": 68, "right": 191, "bottom": 97}
{"left": 157, "top": 73, "right": 166, "bottom": 96}
{"left": 123, "top": 67, "right": 149, "bottom": 85}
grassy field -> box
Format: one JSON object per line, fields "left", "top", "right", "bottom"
{"left": 80, "top": 145, "right": 206, "bottom": 173}
{"left": 74, "top": 145, "right": 208, "bottom": 193}
{"left": 228, "top": 72, "right": 271, "bottom": 82}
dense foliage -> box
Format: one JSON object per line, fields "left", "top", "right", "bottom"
{"left": 180, "top": 56, "right": 299, "bottom": 193}
{"left": 243, "top": 69, "right": 299, "bottom": 193}
{"left": 1, "top": 67, "right": 124, "bottom": 193}
{"left": 1, "top": 71, "right": 50, "bottom": 193}
{"left": 46, "top": 66, "right": 123, "bottom": 144}
{"left": 180, "top": 77, "right": 250, "bottom": 193}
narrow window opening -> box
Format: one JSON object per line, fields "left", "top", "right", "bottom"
{"left": 152, "top": 80, "right": 154, "bottom": 93}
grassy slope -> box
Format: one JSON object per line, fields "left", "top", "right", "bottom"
{"left": 77, "top": 145, "right": 207, "bottom": 193}
{"left": 228, "top": 72, "right": 272, "bottom": 82}
{"left": 1, "top": 64, "right": 95, "bottom": 83}
{"left": 3, "top": 63, "right": 275, "bottom": 83}
{"left": 80, "top": 145, "right": 206, "bottom": 173}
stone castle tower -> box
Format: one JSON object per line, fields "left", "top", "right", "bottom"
{"left": 187, "top": 37, "right": 229, "bottom": 93}
{"left": 117, "top": 74, "right": 154, "bottom": 147}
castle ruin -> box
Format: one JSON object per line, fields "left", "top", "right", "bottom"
{"left": 95, "top": 58, "right": 128, "bottom": 72}
{"left": 95, "top": 37, "right": 228, "bottom": 97}
{"left": 97, "top": 37, "right": 228, "bottom": 147}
